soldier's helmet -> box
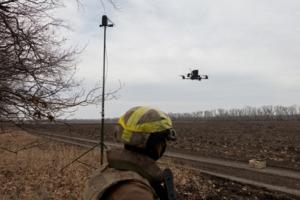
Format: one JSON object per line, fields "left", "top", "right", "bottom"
{"left": 116, "top": 106, "right": 176, "bottom": 149}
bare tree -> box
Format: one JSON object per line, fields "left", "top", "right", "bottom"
{"left": 0, "top": 0, "right": 102, "bottom": 123}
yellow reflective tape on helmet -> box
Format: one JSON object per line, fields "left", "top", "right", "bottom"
{"left": 138, "top": 118, "right": 172, "bottom": 133}
{"left": 118, "top": 116, "right": 126, "bottom": 130}
{"left": 157, "top": 110, "right": 169, "bottom": 121}
{"left": 119, "top": 107, "right": 150, "bottom": 141}
{"left": 126, "top": 106, "right": 151, "bottom": 128}
{"left": 121, "top": 129, "right": 133, "bottom": 142}
{"left": 136, "top": 109, "right": 172, "bottom": 133}
{"left": 119, "top": 106, "right": 173, "bottom": 142}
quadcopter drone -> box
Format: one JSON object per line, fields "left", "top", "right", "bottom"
{"left": 181, "top": 69, "right": 208, "bottom": 81}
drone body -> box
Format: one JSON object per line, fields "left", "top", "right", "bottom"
{"left": 181, "top": 69, "right": 208, "bottom": 81}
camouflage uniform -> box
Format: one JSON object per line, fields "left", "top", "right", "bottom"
{"left": 83, "top": 149, "right": 163, "bottom": 200}
{"left": 83, "top": 106, "right": 176, "bottom": 200}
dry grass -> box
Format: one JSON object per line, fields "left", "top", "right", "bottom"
{"left": 0, "top": 131, "right": 101, "bottom": 200}
{"left": 0, "top": 130, "right": 215, "bottom": 200}
{"left": 1, "top": 130, "right": 297, "bottom": 200}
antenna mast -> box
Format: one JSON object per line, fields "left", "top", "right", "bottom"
{"left": 100, "top": 15, "right": 113, "bottom": 165}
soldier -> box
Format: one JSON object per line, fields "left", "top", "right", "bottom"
{"left": 83, "top": 106, "right": 177, "bottom": 200}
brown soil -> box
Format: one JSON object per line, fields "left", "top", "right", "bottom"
{"left": 23, "top": 120, "right": 300, "bottom": 170}
{"left": 1, "top": 131, "right": 299, "bottom": 200}
{"left": 171, "top": 121, "right": 300, "bottom": 170}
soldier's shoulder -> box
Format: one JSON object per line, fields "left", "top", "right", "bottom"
{"left": 83, "top": 166, "right": 156, "bottom": 200}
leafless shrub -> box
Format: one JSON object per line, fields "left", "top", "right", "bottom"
{"left": 0, "top": 0, "right": 111, "bottom": 123}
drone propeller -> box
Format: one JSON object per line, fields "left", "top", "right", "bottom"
{"left": 201, "top": 75, "right": 208, "bottom": 79}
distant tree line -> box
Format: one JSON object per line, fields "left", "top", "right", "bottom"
{"left": 169, "top": 105, "right": 300, "bottom": 121}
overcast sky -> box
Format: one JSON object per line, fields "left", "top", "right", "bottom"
{"left": 57, "top": 0, "right": 300, "bottom": 118}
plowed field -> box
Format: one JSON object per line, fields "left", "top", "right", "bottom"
{"left": 24, "top": 120, "right": 300, "bottom": 169}
{"left": 1, "top": 131, "right": 299, "bottom": 200}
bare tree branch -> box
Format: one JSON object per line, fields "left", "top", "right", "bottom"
{"left": 0, "top": 0, "right": 115, "bottom": 123}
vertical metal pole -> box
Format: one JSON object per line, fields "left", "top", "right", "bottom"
{"left": 100, "top": 25, "right": 106, "bottom": 165}
{"left": 100, "top": 15, "right": 113, "bottom": 165}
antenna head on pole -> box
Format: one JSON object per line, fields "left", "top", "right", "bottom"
{"left": 101, "top": 15, "right": 108, "bottom": 27}
{"left": 100, "top": 15, "right": 114, "bottom": 27}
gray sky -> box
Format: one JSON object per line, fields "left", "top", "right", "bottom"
{"left": 57, "top": 0, "right": 300, "bottom": 118}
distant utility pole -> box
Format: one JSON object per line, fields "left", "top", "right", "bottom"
{"left": 100, "top": 15, "right": 113, "bottom": 165}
